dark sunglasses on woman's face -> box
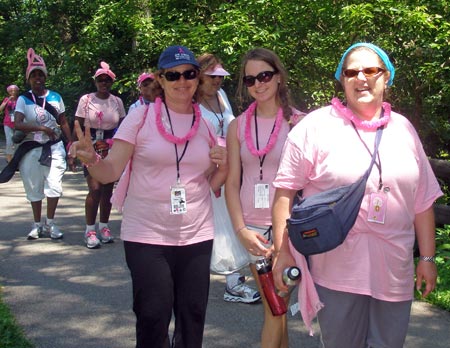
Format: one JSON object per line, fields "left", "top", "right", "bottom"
{"left": 243, "top": 70, "right": 278, "bottom": 87}
{"left": 96, "top": 78, "right": 113, "bottom": 84}
{"left": 209, "top": 75, "right": 224, "bottom": 79}
{"left": 140, "top": 80, "right": 154, "bottom": 87}
{"left": 161, "top": 69, "right": 198, "bottom": 82}
{"left": 342, "top": 67, "right": 385, "bottom": 78}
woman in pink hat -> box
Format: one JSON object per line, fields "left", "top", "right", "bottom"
{"left": 11, "top": 48, "right": 73, "bottom": 240}
{"left": 0, "top": 84, "right": 19, "bottom": 163}
{"left": 197, "top": 53, "right": 261, "bottom": 304}
{"left": 73, "top": 61, "right": 126, "bottom": 249}
{"left": 128, "top": 72, "right": 161, "bottom": 111}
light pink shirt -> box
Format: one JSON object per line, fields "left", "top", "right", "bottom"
{"left": 75, "top": 93, "right": 126, "bottom": 130}
{"left": 114, "top": 104, "right": 216, "bottom": 246}
{"left": 274, "top": 105, "right": 443, "bottom": 301}
{"left": 237, "top": 111, "right": 295, "bottom": 226}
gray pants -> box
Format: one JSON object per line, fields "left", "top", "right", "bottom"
{"left": 316, "top": 284, "right": 412, "bottom": 348}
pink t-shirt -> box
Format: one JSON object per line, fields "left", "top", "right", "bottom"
{"left": 75, "top": 93, "right": 126, "bottom": 130}
{"left": 114, "top": 104, "right": 216, "bottom": 246}
{"left": 273, "top": 104, "right": 443, "bottom": 301}
{"left": 2, "top": 97, "right": 16, "bottom": 128}
{"left": 238, "top": 109, "right": 301, "bottom": 226}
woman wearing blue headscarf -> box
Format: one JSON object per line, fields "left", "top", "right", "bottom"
{"left": 271, "top": 43, "right": 442, "bottom": 347}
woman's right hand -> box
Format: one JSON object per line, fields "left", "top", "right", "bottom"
{"left": 69, "top": 120, "right": 97, "bottom": 165}
{"left": 237, "top": 227, "right": 271, "bottom": 258}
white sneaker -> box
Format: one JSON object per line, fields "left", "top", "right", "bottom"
{"left": 224, "top": 276, "right": 261, "bottom": 304}
{"left": 27, "top": 225, "right": 43, "bottom": 240}
{"left": 85, "top": 231, "right": 101, "bottom": 249}
{"left": 43, "top": 224, "right": 64, "bottom": 239}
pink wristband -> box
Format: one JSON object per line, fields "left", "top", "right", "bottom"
{"left": 84, "top": 153, "right": 102, "bottom": 168}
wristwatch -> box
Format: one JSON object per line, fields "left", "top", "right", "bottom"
{"left": 419, "top": 256, "right": 436, "bottom": 263}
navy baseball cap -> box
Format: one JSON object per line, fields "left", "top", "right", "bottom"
{"left": 158, "top": 45, "right": 200, "bottom": 69}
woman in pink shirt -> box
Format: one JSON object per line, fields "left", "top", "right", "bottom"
{"left": 0, "top": 85, "right": 19, "bottom": 163}
{"left": 225, "top": 48, "right": 303, "bottom": 348}
{"left": 74, "top": 62, "right": 126, "bottom": 249}
{"left": 70, "top": 45, "right": 227, "bottom": 348}
{"left": 272, "top": 43, "right": 443, "bottom": 348}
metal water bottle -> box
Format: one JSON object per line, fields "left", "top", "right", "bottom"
{"left": 255, "top": 258, "right": 287, "bottom": 316}
{"left": 277, "top": 266, "right": 301, "bottom": 297}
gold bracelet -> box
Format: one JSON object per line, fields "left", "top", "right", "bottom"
{"left": 84, "top": 153, "right": 102, "bottom": 168}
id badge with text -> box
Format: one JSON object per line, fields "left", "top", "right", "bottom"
{"left": 254, "top": 182, "right": 270, "bottom": 209}
{"left": 367, "top": 191, "right": 387, "bottom": 224}
{"left": 170, "top": 184, "right": 187, "bottom": 215}
{"left": 96, "top": 129, "right": 104, "bottom": 140}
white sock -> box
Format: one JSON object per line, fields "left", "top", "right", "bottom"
{"left": 34, "top": 221, "right": 43, "bottom": 228}
{"left": 98, "top": 222, "right": 109, "bottom": 231}
{"left": 46, "top": 218, "right": 54, "bottom": 226}
{"left": 226, "top": 272, "right": 242, "bottom": 288}
{"left": 85, "top": 225, "right": 96, "bottom": 234}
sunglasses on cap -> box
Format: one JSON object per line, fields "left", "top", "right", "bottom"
{"left": 243, "top": 70, "right": 278, "bottom": 87}
{"left": 161, "top": 69, "right": 198, "bottom": 82}
{"left": 342, "top": 67, "right": 385, "bottom": 78}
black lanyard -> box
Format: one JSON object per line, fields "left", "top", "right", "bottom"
{"left": 254, "top": 108, "right": 277, "bottom": 180}
{"left": 163, "top": 102, "right": 195, "bottom": 183}
{"left": 203, "top": 93, "right": 224, "bottom": 136}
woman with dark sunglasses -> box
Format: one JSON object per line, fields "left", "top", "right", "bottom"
{"left": 271, "top": 43, "right": 442, "bottom": 347}
{"left": 73, "top": 61, "right": 126, "bottom": 249}
{"left": 225, "top": 47, "right": 304, "bottom": 348}
{"left": 69, "top": 45, "right": 227, "bottom": 348}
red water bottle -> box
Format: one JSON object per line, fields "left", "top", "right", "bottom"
{"left": 255, "top": 258, "right": 287, "bottom": 316}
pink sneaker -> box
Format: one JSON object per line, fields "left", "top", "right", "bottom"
{"left": 85, "top": 230, "right": 101, "bottom": 249}
{"left": 99, "top": 227, "right": 114, "bottom": 244}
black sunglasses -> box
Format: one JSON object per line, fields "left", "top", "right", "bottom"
{"left": 243, "top": 70, "right": 278, "bottom": 87}
{"left": 208, "top": 75, "right": 224, "bottom": 79}
{"left": 161, "top": 69, "right": 198, "bottom": 82}
{"left": 140, "top": 80, "right": 154, "bottom": 87}
{"left": 342, "top": 67, "right": 385, "bottom": 78}
{"left": 96, "top": 78, "right": 113, "bottom": 83}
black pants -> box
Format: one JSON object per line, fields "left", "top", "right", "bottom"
{"left": 124, "top": 240, "right": 213, "bottom": 348}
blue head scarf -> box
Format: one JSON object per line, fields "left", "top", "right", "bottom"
{"left": 334, "top": 43, "right": 395, "bottom": 86}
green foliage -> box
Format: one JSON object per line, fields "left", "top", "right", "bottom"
{"left": 425, "top": 225, "right": 450, "bottom": 311}
{"left": 1, "top": 0, "right": 449, "bottom": 155}
{"left": 0, "top": 291, "right": 33, "bottom": 348}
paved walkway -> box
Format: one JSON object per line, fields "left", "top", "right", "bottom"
{"left": 0, "top": 141, "right": 449, "bottom": 347}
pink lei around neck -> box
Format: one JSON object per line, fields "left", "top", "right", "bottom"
{"left": 331, "top": 97, "right": 391, "bottom": 130}
{"left": 244, "top": 101, "right": 284, "bottom": 157}
{"left": 155, "top": 97, "right": 201, "bottom": 144}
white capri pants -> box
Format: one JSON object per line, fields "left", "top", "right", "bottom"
{"left": 19, "top": 142, "right": 66, "bottom": 202}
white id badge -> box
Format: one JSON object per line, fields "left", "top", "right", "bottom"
{"left": 367, "top": 191, "right": 387, "bottom": 224}
{"left": 95, "top": 129, "right": 104, "bottom": 140}
{"left": 254, "top": 182, "right": 270, "bottom": 209}
{"left": 170, "top": 185, "right": 187, "bottom": 215}
{"left": 34, "top": 132, "right": 43, "bottom": 142}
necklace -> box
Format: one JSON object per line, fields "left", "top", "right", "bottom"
{"left": 155, "top": 97, "right": 201, "bottom": 144}
{"left": 202, "top": 93, "right": 224, "bottom": 136}
{"left": 244, "top": 101, "right": 283, "bottom": 157}
{"left": 331, "top": 97, "right": 391, "bottom": 130}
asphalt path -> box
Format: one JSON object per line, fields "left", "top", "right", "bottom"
{"left": 0, "top": 141, "right": 449, "bottom": 348}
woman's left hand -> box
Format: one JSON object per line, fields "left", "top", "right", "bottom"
{"left": 416, "top": 260, "right": 437, "bottom": 297}
{"left": 209, "top": 145, "right": 227, "bottom": 168}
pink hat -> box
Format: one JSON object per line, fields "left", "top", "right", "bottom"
{"left": 7, "top": 85, "right": 19, "bottom": 92}
{"left": 94, "top": 61, "right": 116, "bottom": 80}
{"left": 137, "top": 72, "right": 155, "bottom": 87}
{"left": 204, "top": 64, "right": 230, "bottom": 76}
{"left": 26, "top": 48, "right": 48, "bottom": 80}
